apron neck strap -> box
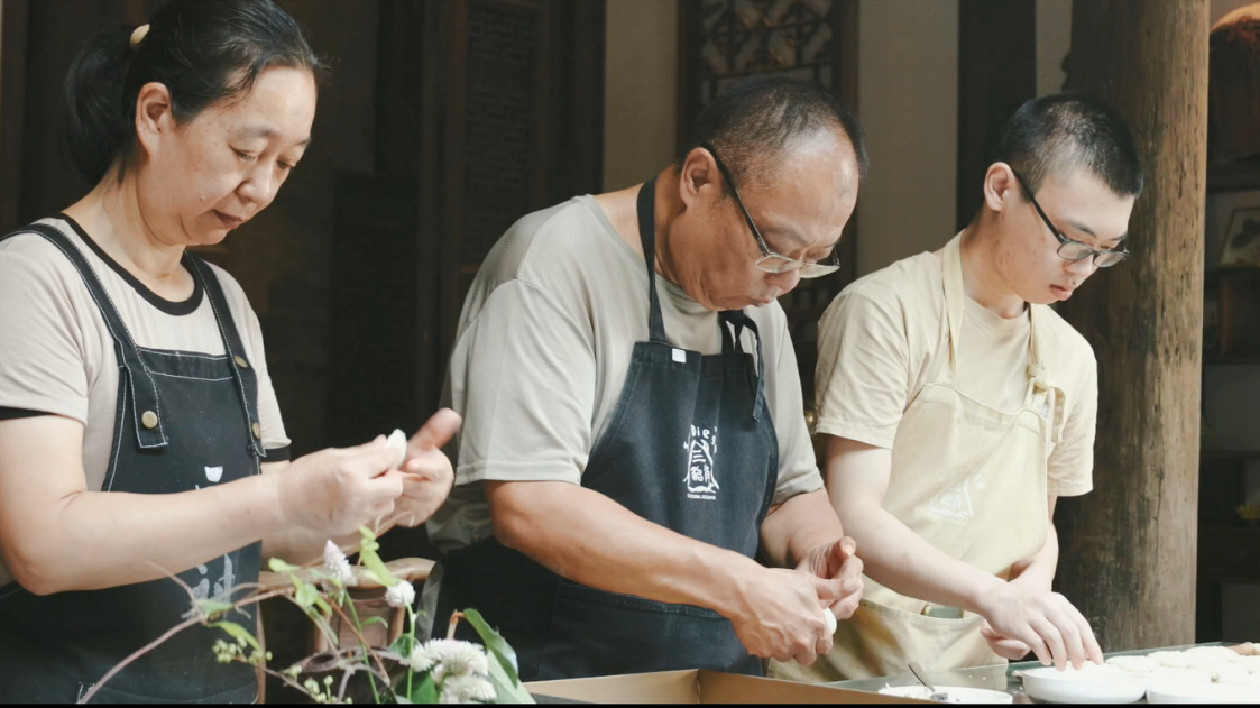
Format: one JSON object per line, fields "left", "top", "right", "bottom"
{"left": 636, "top": 178, "right": 668, "bottom": 344}
{"left": 719, "top": 310, "right": 766, "bottom": 422}
{"left": 942, "top": 233, "right": 1047, "bottom": 386}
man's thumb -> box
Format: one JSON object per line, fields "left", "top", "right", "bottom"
{"left": 812, "top": 575, "right": 846, "bottom": 602}
{"left": 410, "top": 408, "right": 462, "bottom": 452}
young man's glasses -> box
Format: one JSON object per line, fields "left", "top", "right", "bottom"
{"left": 702, "top": 143, "right": 841, "bottom": 278}
{"left": 1010, "top": 169, "right": 1128, "bottom": 268}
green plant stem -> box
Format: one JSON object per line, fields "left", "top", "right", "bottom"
{"left": 405, "top": 606, "right": 416, "bottom": 699}
{"left": 78, "top": 588, "right": 288, "bottom": 705}
{"left": 339, "top": 587, "right": 381, "bottom": 704}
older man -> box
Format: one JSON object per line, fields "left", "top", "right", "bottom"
{"left": 772, "top": 93, "right": 1143, "bottom": 683}
{"left": 420, "top": 76, "right": 867, "bottom": 680}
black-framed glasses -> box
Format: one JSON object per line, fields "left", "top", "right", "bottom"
{"left": 1010, "top": 169, "right": 1128, "bottom": 268}
{"left": 701, "top": 143, "right": 840, "bottom": 278}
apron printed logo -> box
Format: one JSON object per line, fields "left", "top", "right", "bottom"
{"left": 190, "top": 554, "right": 237, "bottom": 601}
{"left": 683, "top": 424, "right": 719, "bottom": 500}
{"left": 926, "top": 468, "right": 987, "bottom": 524}
{"left": 204, "top": 465, "right": 223, "bottom": 483}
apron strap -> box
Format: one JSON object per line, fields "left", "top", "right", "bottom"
{"left": 634, "top": 178, "right": 765, "bottom": 422}
{"left": 941, "top": 235, "right": 967, "bottom": 385}
{"left": 635, "top": 178, "right": 668, "bottom": 344}
{"left": 719, "top": 310, "right": 765, "bottom": 423}
{"left": 188, "top": 257, "right": 266, "bottom": 459}
{"left": 4, "top": 223, "right": 168, "bottom": 450}
{"left": 943, "top": 233, "right": 1050, "bottom": 394}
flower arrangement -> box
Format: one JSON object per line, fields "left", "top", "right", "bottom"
{"left": 79, "top": 527, "right": 534, "bottom": 705}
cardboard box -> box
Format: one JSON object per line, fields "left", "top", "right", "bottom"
{"left": 526, "top": 669, "right": 928, "bottom": 704}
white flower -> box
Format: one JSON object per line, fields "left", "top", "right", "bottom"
{"left": 322, "top": 540, "right": 356, "bottom": 586}
{"left": 407, "top": 644, "right": 436, "bottom": 673}
{"left": 439, "top": 674, "right": 496, "bottom": 704}
{"left": 411, "top": 639, "right": 490, "bottom": 681}
{"left": 385, "top": 580, "right": 416, "bottom": 609}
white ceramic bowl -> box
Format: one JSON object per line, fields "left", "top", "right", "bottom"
{"left": 1019, "top": 665, "right": 1146, "bottom": 704}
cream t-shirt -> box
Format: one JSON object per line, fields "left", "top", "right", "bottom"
{"left": 815, "top": 249, "right": 1096, "bottom": 497}
{"left": 0, "top": 217, "right": 289, "bottom": 586}
{"left": 425, "top": 195, "right": 824, "bottom": 553}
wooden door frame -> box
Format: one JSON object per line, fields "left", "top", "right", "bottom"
{"left": 0, "top": 0, "right": 31, "bottom": 232}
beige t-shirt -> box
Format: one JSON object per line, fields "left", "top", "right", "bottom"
{"left": 425, "top": 195, "right": 823, "bottom": 553}
{"left": 815, "top": 249, "right": 1096, "bottom": 497}
{"left": 0, "top": 217, "right": 289, "bottom": 586}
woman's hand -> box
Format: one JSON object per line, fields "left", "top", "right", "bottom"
{"left": 274, "top": 437, "right": 405, "bottom": 537}
{"left": 389, "top": 408, "right": 461, "bottom": 527}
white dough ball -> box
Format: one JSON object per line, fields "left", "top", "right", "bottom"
{"left": 385, "top": 429, "right": 408, "bottom": 468}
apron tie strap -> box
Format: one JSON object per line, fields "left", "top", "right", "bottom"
{"left": 720, "top": 310, "right": 765, "bottom": 423}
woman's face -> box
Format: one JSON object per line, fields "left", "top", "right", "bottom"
{"left": 135, "top": 66, "right": 317, "bottom": 247}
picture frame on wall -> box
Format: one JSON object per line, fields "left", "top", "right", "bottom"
{"left": 1221, "top": 204, "right": 1260, "bottom": 267}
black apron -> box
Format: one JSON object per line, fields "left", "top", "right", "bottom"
{"left": 433, "top": 179, "right": 779, "bottom": 680}
{"left": 0, "top": 223, "right": 265, "bottom": 704}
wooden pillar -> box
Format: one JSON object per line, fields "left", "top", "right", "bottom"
{"left": 1054, "top": 1, "right": 1209, "bottom": 651}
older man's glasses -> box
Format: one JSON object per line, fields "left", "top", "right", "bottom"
{"left": 1010, "top": 169, "right": 1128, "bottom": 268}
{"left": 702, "top": 143, "right": 840, "bottom": 278}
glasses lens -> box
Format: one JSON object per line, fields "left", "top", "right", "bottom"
{"left": 798, "top": 263, "right": 840, "bottom": 279}
{"left": 1057, "top": 241, "right": 1095, "bottom": 261}
{"left": 1094, "top": 250, "right": 1128, "bottom": 268}
{"left": 755, "top": 254, "right": 799, "bottom": 274}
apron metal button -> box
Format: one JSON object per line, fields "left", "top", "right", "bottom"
{"left": 251, "top": 422, "right": 261, "bottom": 439}
{"left": 234, "top": 356, "right": 249, "bottom": 369}
{"left": 140, "top": 411, "right": 158, "bottom": 429}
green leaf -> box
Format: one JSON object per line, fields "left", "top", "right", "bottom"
{"left": 267, "top": 557, "right": 299, "bottom": 572}
{"left": 407, "top": 673, "right": 439, "bottom": 705}
{"left": 209, "top": 620, "right": 260, "bottom": 652}
{"left": 356, "top": 527, "right": 399, "bottom": 588}
{"left": 194, "top": 597, "right": 236, "bottom": 619}
{"left": 361, "top": 616, "right": 389, "bottom": 629}
{"left": 462, "top": 609, "right": 519, "bottom": 683}
{"left": 388, "top": 633, "right": 413, "bottom": 656}
{"left": 462, "top": 608, "right": 533, "bottom": 703}
{"left": 487, "top": 656, "right": 535, "bottom": 704}
{"left": 292, "top": 579, "right": 332, "bottom": 618}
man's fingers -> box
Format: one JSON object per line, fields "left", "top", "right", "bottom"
{"left": 1067, "top": 604, "right": 1103, "bottom": 664}
{"left": 811, "top": 576, "right": 846, "bottom": 602}
{"left": 409, "top": 408, "right": 462, "bottom": 453}
{"left": 992, "top": 638, "right": 1032, "bottom": 661}
{"left": 350, "top": 436, "right": 401, "bottom": 476}
{"left": 840, "top": 555, "right": 864, "bottom": 581}
{"left": 829, "top": 594, "right": 860, "bottom": 620}
{"left": 1030, "top": 615, "right": 1067, "bottom": 669}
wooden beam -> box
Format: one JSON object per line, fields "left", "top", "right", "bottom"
{"left": 956, "top": 0, "right": 1036, "bottom": 231}
{"left": 1054, "top": 0, "right": 1208, "bottom": 652}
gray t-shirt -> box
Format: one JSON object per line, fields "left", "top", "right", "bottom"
{"left": 0, "top": 218, "right": 289, "bottom": 587}
{"left": 426, "top": 194, "right": 823, "bottom": 552}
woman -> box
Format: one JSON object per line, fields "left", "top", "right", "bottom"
{"left": 0, "top": 0, "right": 457, "bottom": 702}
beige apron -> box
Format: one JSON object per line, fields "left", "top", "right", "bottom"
{"left": 772, "top": 234, "right": 1068, "bottom": 683}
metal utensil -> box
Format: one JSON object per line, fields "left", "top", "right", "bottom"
{"left": 908, "top": 661, "right": 950, "bottom": 702}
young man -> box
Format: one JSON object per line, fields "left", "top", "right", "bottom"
{"left": 774, "top": 93, "right": 1143, "bottom": 682}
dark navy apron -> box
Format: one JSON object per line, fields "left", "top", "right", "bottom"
{"left": 0, "top": 222, "right": 265, "bottom": 703}
{"left": 433, "top": 179, "right": 779, "bottom": 680}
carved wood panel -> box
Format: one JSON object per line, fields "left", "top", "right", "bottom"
{"left": 680, "top": 0, "right": 858, "bottom": 406}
